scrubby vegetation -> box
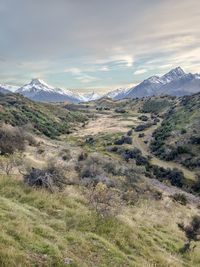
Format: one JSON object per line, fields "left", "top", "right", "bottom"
{"left": 0, "top": 93, "right": 88, "bottom": 138}
{"left": 24, "top": 163, "right": 67, "bottom": 192}
{"left": 0, "top": 124, "right": 26, "bottom": 155}
{"left": 150, "top": 93, "right": 200, "bottom": 170}
{"left": 178, "top": 215, "right": 200, "bottom": 253}
{"left": 141, "top": 98, "right": 172, "bottom": 113}
{"left": 0, "top": 92, "right": 200, "bottom": 266}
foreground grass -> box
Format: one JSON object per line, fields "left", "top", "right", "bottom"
{"left": 0, "top": 175, "right": 200, "bottom": 266}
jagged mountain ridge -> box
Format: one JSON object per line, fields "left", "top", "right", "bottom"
{"left": 121, "top": 67, "right": 200, "bottom": 99}
{"left": 16, "top": 79, "right": 84, "bottom": 103}
{"left": 1, "top": 67, "right": 200, "bottom": 102}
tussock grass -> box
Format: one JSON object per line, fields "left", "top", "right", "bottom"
{"left": 0, "top": 174, "right": 200, "bottom": 266}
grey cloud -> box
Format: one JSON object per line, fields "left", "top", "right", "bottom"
{"left": 0, "top": 0, "right": 199, "bottom": 86}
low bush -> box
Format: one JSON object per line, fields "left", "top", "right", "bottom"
{"left": 172, "top": 193, "right": 188, "bottom": 205}
{"left": 135, "top": 123, "right": 152, "bottom": 132}
{"left": 142, "top": 99, "right": 170, "bottom": 113}
{"left": 138, "top": 115, "right": 148, "bottom": 121}
{"left": 24, "top": 163, "right": 66, "bottom": 192}
{"left": 127, "top": 129, "right": 133, "bottom": 136}
{"left": 114, "top": 108, "right": 126, "bottom": 113}
{"left": 77, "top": 153, "right": 123, "bottom": 187}
{"left": 0, "top": 124, "right": 25, "bottom": 155}
{"left": 0, "top": 152, "right": 23, "bottom": 175}
{"left": 151, "top": 165, "right": 184, "bottom": 188}
{"left": 138, "top": 133, "right": 145, "bottom": 138}
{"left": 88, "top": 182, "right": 121, "bottom": 218}
{"left": 114, "top": 136, "right": 132, "bottom": 145}
{"left": 121, "top": 148, "right": 149, "bottom": 166}
{"left": 178, "top": 215, "right": 200, "bottom": 253}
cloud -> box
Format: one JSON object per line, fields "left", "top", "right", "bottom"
{"left": 64, "top": 68, "right": 82, "bottom": 75}
{"left": 76, "top": 74, "right": 98, "bottom": 84}
{"left": 0, "top": 0, "right": 199, "bottom": 90}
{"left": 99, "top": 66, "right": 109, "bottom": 72}
{"left": 134, "top": 69, "right": 147, "bottom": 75}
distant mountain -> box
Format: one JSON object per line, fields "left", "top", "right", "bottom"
{"left": 2, "top": 67, "right": 200, "bottom": 102}
{"left": 127, "top": 67, "right": 200, "bottom": 98}
{"left": 0, "top": 84, "right": 19, "bottom": 94}
{"left": 16, "top": 79, "right": 82, "bottom": 103}
{"left": 106, "top": 67, "right": 200, "bottom": 99}
{"left": 82, "top": 92, "right": 101, "bottom": 101}
{"left": 104, "top": 88, "right": 130, "bottom": 100}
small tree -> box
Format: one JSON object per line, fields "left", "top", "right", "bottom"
{"left": 88, "top": 182, "right": 121, "bottom": 219}
{"left": 178, "top": 215, "right": 200, "bottom": 253}
{"left": 0, "top": 152, "right": 23, "bottom": 175}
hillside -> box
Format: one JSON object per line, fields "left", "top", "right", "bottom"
{"left": 0, "top": 93, "right": 87, "bottom": 138}
{"left": 0, "top": 93, "right": 200, "bottom": 266}
{"left": 105, "top": 67, "right": 200, "bottom": 100}
{"left": 150, "top": 93, "right": 200, "bottom": 170}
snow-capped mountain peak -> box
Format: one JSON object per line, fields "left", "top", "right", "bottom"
{"left": 29, "top": 78, "right": 54, "bottom": 89}
{"left": 160, "top": 67, "right": 185, "bottom": 83}
{"left": 17, "top": 78, "right": 55, "bottom": 94}
{"left": 82, "top": 91, "right": 101, "bottom": 101}
{"left": 144, "top": 75, "right": 161, "bottom": 84}
{"left": 105, "top": 87, "right": 130, "bottom": 99}
{"left": 0, "top": 83, "right": 19, "bottom": 92}
{"left": 15, "top": 79, "right": 102, "bottom": 103}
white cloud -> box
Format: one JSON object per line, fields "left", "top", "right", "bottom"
{"left": 64, "top": 68, "right": 82, "bottom": 74}
{"left": 99, "top": 66, "right": 109, "bottom": 71}
{"left": 76, "top": 74, "right": 97, "bottom": 84}
{"left": 110, "top": 54, "right": 134, "bottom": 67}
{"left": 134, "top": 69, "right": 147, "bottom": 75}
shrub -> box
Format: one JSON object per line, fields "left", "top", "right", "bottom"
{"left": 114, "top": 108, "right": 126, "bottom": 113}
{"left": 77, "top": 153, "right": 121, "bottom": 187}
{"left": 192, "top": 174, "right": 200, "bottom": 193}
{"left": 142, "top": 99, "right": 170, "bottom": 113}
{"left": 0, "top": 125, "right": 25, "bottom": 155}
{"left": 138, "top": 133, "right": 145, "bottom": 138}
{"left": 127, "top": 129, "right": 133, "bottom": 136}
{"left": 0, "top": 152, "right": 23, "bottom": 175}
{"left": 190, "top": 136, "right": 200, "bottom": 145}
{"left": 135, "top": 123, "right": 152, "bottom": 132}
{"left": 178, "top": 215, "right": 200, "bottom": 253}
{"left": 114, "top": 136, "right": 132, "bottom": 145}
{"left": 138, "top": 115, "right": 148, "bottom": 121}
{"left": 151, "top": 166, "right": 184, "bottom": 188}
{"left": 172, "top": 193, "right": 188, "bottom": 205}
{"left": 88, "top": 182, "right": 121, "bottom": 218}
{"left": 121, "top": 148, "right": 149, "bottom": 166}
{"left": 24, "top": 163, "right": 66, "bottom": 192}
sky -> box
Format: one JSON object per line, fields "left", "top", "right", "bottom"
{"left": 0, "top": 0, "right": 200, "bottom": 93}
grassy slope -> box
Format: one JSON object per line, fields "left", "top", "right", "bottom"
{"left": 1, "top": 94, "right": 200, "bottom": 266}
{"left": 150, "top": 93, "right": 200, "bottom": 170}
{"left": 0, "top": 93, "right": 87, "bottom": 138}
{"left": 0, "top": 174, "right": 199, "bottom": 267}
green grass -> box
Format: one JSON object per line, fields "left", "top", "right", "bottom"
{"left": 0, "top": 174, "right": 200, "bottom": 266}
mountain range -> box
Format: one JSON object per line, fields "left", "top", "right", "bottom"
{"left": 0, "top": 67, "right": 200, "bottom": 102}
{"left": 111, "top": 67, "right": 200, "bottom": 100}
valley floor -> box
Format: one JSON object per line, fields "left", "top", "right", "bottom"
{"left": 0, "top": 104, "right": 200, "bottom": 267}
